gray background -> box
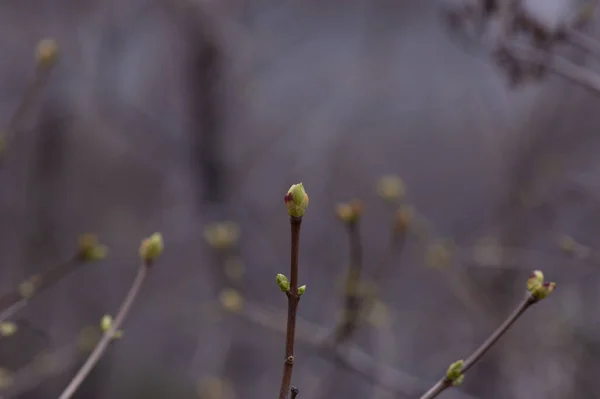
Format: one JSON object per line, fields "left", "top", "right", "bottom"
{"left": 1, "top": 0, "right": 599, "bottom": 398}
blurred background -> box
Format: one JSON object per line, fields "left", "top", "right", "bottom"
{"left": 1, "top": 0, "right": 600, "bottom": 398}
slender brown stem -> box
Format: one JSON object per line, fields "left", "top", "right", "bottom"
{"left": 420, "top": 293, "right": 537, "bottom": 399}
{"left": 278, "top": 216, "right": 303, "bottom": 399}
{"left": 58, "top": 263, "right": 150, "bottom": 399}
{"left": 0, "top": 63, "right": 55, "bottom": 167}
{"left": 0, "top": 255, "right": 85, "bottom": 322}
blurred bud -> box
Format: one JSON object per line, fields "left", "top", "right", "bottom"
{"left": 100, "top": 315, "right": 123, "bottom": 339}
{"left": 0, "top": 322, "right": 17, "bottom": 337}
{"left": 298, "top": 285, "right": 306, "bottom": 296}
{"left": 35, "top": 38, "right": 59, "bottom": 67}
{"left": 276, "top": 274, "right": 290, "bottom": 293}
{"left": 78, "top": 234, "right": 108, "bottom": 261}
{"left": 203, "top": 222, "right": 240, "bottom": 250}
{"left": 376, "top": 175, "right": 405, "bottom": 202}
{"left": 0, "top": 134, "right": 5, "bottom": 154}
{"left": 19, "top": 280, "right": 36, "bottom": 299}
{"left": 394, "top": 205, "right": 414, "bottom": 233}
{"left": 77, "top": 325, "right": 101, "bottom": 352}
{"left": 0, "top": 367, "right": 13, "bottom": 389}
{"left": 425, "top": 242, "right": 452, "bottom": 269}
{"left": 335, "top": 200, "right": 363, "bottom": 224}
{"left": 446, "top": 359, "right": 464, "bottom": 384}
{"left": 197, "top": 376, "right": 235, "bottom": 399}
{"left": 285, "top": 183, "right": 309, "bottom": 217}
{"left": 139, "top": 232, "right": 163, "bottom": 263}
{"left": 219, "top": 288, "right": 243, "bottom": 313}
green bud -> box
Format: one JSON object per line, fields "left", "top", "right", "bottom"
{"left": 527, "top": 270, "right": 544, "bottom": 292}
{"left": 298, "top": 285, "right": 306, "bottom": 296}
{"left": 0, "top": 322, "right": 17, "bottom": 337}
{"left": 285, "top": 183, "right": 309, "bottom": 217}
{"left": 35, "top": 38, "right": 59, "bottom": 67}
{"left": 532, "top": 282, "right": 557, "bottom": 301}
{"left": 139, "top": 232, "right": 164, "bottom": 263}
{"left": 78, "top": 234, "right": 108, "bottom": 262}
{"left": 446, "top": 359, "right": 464, "bottom": 382}
{"left": 100, "top": 315, "right": 123, "bottom": 339}
{"left": 452, "top": 374, "right": 464, "bottom": 386}
{"left": 276, "top": 274, "right": 290, "bottom": 293}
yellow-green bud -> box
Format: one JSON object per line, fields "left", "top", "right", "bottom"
{"left": 527, "top": 270, "right": 544, "bottom": 292}
{"left": 0, "top": 322, "right": 17, "bottom": 337}
{"left": 78, "top": 234, "right": 108, "bottom": 261}
{"left": 446, "top": 359, "right": 464, "bottom": 383}
{"left": 285, "top": 183, "right": 309, "bottom": 217}
{"left": 298, "top": 285, "right": 306, "bottom": 296}
{"left": 139, "top": 232, "right": 164, "bottom": 263}
{"left": 335, "top": 200, "right": 363, "bottom": 224}
{"left": 35, "top": 38, "right": 59, "bottom": 67}
{"left": 376, "top": 175, "right": 405, "bottom": 202}
{"left": 276, "top": 273, "right": 290, "bottom": 293}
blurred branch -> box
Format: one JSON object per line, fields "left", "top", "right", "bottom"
{"left": 0, "top": 235, "right": 106, "bottom": 323}
{"left": 0, "top": 39, "right": 58, "bottom": 168}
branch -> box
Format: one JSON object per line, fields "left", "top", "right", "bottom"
{"left": 0, "top": 39, "right": 58, "bottom": 167}
{"left": 279, "top": 183, "right": 309, "bottom": 399}
{"left": 0, "top": 234, "right": 107, "bottom": 322}
{"left": 57, "top": 233, "right": 163, "bottom": 399}
{"left": 278, "top": 215, "right": 303, "bottom": 399}
{"left": 420, "top": 271, "right": 556, "bottom": 399}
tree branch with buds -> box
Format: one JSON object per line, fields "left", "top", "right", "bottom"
{"left": 420, "top": 270, "right": 556, "bottom": 399}
{"left": 57, "top": 233, "right": 164, "bottom": 399}
{"left": 278, "top": 183, "right": 309, "bottom": 399}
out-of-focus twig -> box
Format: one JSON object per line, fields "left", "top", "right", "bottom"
{"left": 0, "top": 234, "right": 107, "bottom": 323}
{"left": 57, "top": 233, "right": 163, "bottom": 399}
{"left": 0, "top": 39, "right": 59, "bottom": 167}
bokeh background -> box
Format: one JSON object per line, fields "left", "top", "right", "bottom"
{"left": 1, "top": 0, "right": 599, "bottom": 398}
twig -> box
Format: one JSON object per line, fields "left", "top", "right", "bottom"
{"left": 278, "top": 216, "right": 303, "bottom": 399}
{"left": 0, "top": 55, "right": 56, "bottom": 168}
{"left": 57, "top": 263, "right": 150, "bottom": 399}
{"left": 0, "top": 256, "right": 83, "bottom": 322}
{"left": 419, "top": 293, "right": 538, "bottom": 399}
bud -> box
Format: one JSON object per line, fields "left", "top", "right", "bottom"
{"left": 219, "top": 288, "right": 244, "bottom": 313}
{"left": 376, "top": 175, "right": 405, "bottom": 202}
{"left": 203, "top": 222, "right": 240, "bottom": 250}
{"left": 276, "top": 274, "right": 290, "bottom": 293}
{"left": 0, "top": 322, "right": 17, "bottom": 337}
{"left": 298, "top": 285, "right": 306, "bottom": 296}
{"left": 532, "top": 281, "right": 557, "bottom": 300}
{"left": 446, "top": 359, "right": 464, "bottom": 385}
{"left": 35, "top": 38, "right": 59, "bottom": 67}
{"left": 100, "top": 315, "right": 123, "bottom": 339}
{"left": 78, "top": 234, "right": 108, "bottom": 261}
{"left": 527, "top": 270, "right": 544, "bottom": 292}
{"left": 285, "top": 183, "right": 309, "bottom": 217}
{"left": 139, "top": 232, "right": 164, "bottom": 263}
{"left": 335, "top": 200, "right": 363, "bottom": 224}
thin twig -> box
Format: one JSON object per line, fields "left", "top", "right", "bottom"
{"left": 278, "top": 216, "right": 303, "bottom": 399}
{"left": 0, "top": 62, "right": 55, "bottom": 167}
{"left": 419, "top": 293, "right": 537, "bottom": 399}
{"left": 0, "top": 255, "right": 84, "bottom": 322}
{"left": 57, "top": 262, "right": 150, "bottom": 399}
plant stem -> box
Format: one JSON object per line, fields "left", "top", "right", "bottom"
{"left": 420, "top": 293, "right": 537, "bottom": 399}
{"left": 0, "top": 63, "right": 55, "bottom": 167}
{"left": 278, "top": 216, "right": 302, "bottom": 399}
{"left": 0, "top": 255, "right": 84, "bottom": 322}
{"left": 58, "top": 263, "right": 150, "bottom": 399}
